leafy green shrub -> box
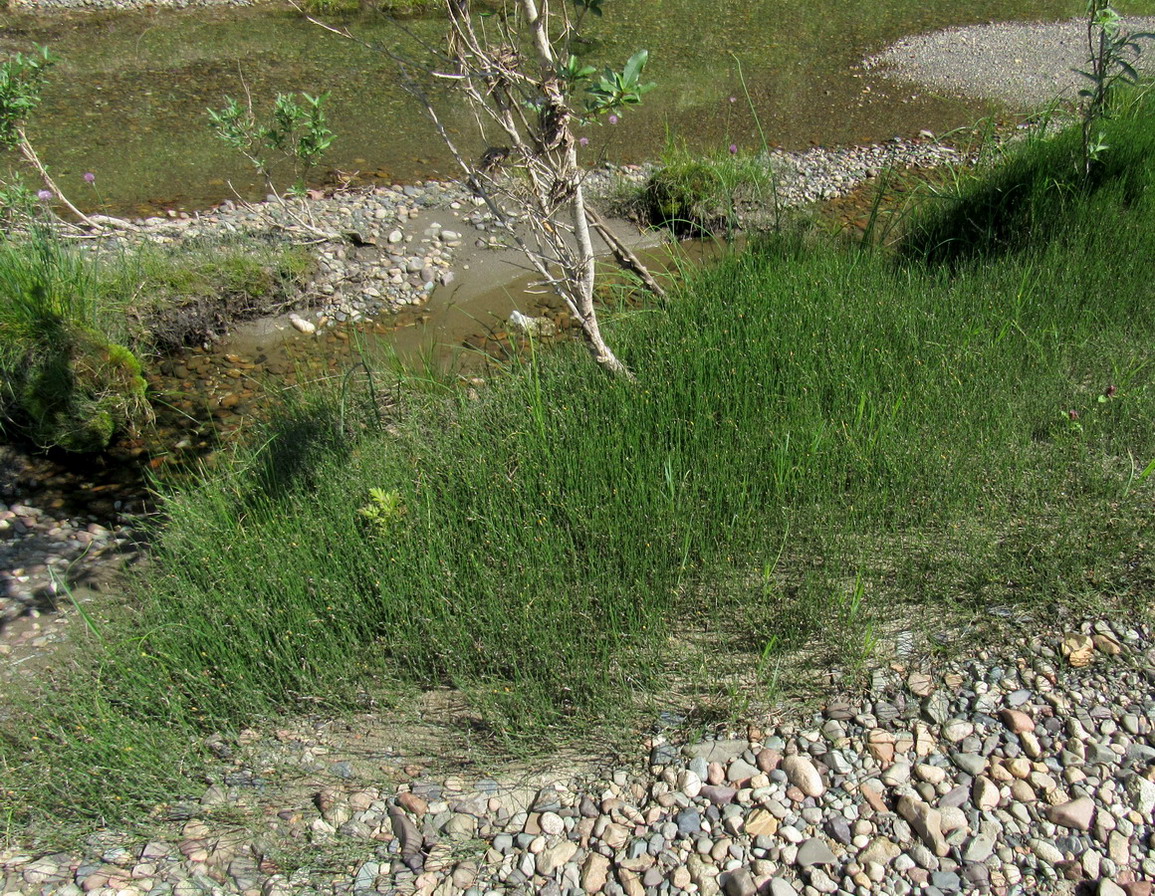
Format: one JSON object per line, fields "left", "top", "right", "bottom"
{"left": 1077, "top": 1, "right": 1154, "bottom": 176}
{"left": 208, "top": 91, "right": 334, "bottom": 198}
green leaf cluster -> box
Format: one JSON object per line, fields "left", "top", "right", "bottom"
{"left": 1078, "top": 1, "right": 1155, "bottom": 170}
{"left": 585, "top": 49, "right": 654, "bottom": 116}
{"left": 207, "top": 91, "right": 335, "bottom": 194}
{"left": 558, "top": 47, "right": 654, "bottom": 123}
{"left": 358, "top": 487, "right": 407, "bottom": 538}
{"left": 0, "top": 46, "right": 51, "bottom": 150}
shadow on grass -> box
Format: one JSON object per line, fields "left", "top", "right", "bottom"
{"left": 898, "top": 100, "right": 1155, "bottom": 268}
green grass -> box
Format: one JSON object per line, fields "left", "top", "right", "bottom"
{"left": 0, "top": 228, "right": 310, "bottom": 357}
{"left": 615, "top": 139, "right": 779, "bottom": 239}
{"left": 898, "top": 91, "right": 1155, "bottom": 266}
{"left": 0, "top": 226, "right": 151, "bottom": 451}
{"left": 0, "top": 227, "right": 124, "bottom": 348}
{"left": 5, "top": 107, "right": 1155, "bottom": 838}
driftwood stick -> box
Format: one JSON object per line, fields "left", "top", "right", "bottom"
{"left": 585, "top": 206, "right": 666, "bottom": 299}
{"left": 19, "top": 130, "right": 136, "bottom": 232}
{"left": 18, "top": 132, "right": 97, "bottom": 227}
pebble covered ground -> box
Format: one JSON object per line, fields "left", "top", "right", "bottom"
{"left": 3, "top": 618, "right": 1154, "bottom": 896}
{"left": 865, "top": 17, "right": 1155, "bottom": 111}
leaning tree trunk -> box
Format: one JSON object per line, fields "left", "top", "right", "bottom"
{"left": 516, "top": 0, "right": 632, "bottom": 376}
{"left": 570, "top": 173, "right": 631, "bottom": 376}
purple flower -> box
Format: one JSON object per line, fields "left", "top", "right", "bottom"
{"left": 83, "top": 172, "right": 95, "bottom": 183}
{"left": 729, "top": 96, "right": 737, "bottom": 103}
{"left": 37, "top": 189, "right": 53, "bottom": 201}
{"left": 607, "top": 114, "right": 619, "bottom": 125}
{"left": 579, "top": 136, "right": 589, "bottom": 147}
{"left": 729, "top": 144, "right": 738, "bottom": 155}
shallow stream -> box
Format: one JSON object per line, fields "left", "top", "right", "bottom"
{"left": 2, "top": 0, "right": 1144, "bottom": 214}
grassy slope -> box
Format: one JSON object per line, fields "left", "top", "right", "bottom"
{"left": 4, "top": 109, "right": 1155, "bottom": 835}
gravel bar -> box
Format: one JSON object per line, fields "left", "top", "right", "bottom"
{"left": 3, "top": 619, "right": 1155, "bottom": 895}
{"left": 865, "top": 16, "right": 1155, "bottom": 110}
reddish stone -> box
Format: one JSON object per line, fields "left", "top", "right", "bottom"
{"left": 1048, "top": 796, "right": 1095, "bottom": 831}
{"left": 998, "top": 708, "right": 1036, "bottom": 734}
{"left": 697, "top": 784, "right": 737, "bottom": 806}
{"left": 755, "top": 749, "right": 782, "bottom": 773}
{"left": 397, "top": 792, "right": 428, "bottom": 816}
{"left": 860, "top": 781, "right": 889, "bottom": 814}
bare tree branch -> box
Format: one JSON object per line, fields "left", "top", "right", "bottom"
{"left": 304, "top": 0, "right": 661, "bottom": 376}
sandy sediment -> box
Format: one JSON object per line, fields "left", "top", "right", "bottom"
{"left": 865, "top": 15, "right": 1155, "bottom": 110}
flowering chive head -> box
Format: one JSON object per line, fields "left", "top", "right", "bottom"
{"left": 729, "top": 144, "right": 738, "bottom": 155}
{"left": 579, "top": 136, "right": 589, "bottom": 147}
{"left": 37, "top": 189, "right": 53, "bottom": 201}
{"left": 83, "top": 172, "right": 95, "bottom": 183}
{"left": 729, "top": 96, "right": 737, "bottom": 103}
{"left": 607, "top": 114, "right": 619, "bottom": 125}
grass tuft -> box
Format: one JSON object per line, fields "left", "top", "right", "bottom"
{"left": 898, "top": 91, "right": 1155, "bottom": 266}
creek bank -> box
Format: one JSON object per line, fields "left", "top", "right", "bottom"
{"left": 100, "top": 140, "right": 963, "bottom": 342}
{"left": 0, "top": 138, "right": 963, "bottom": 679}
